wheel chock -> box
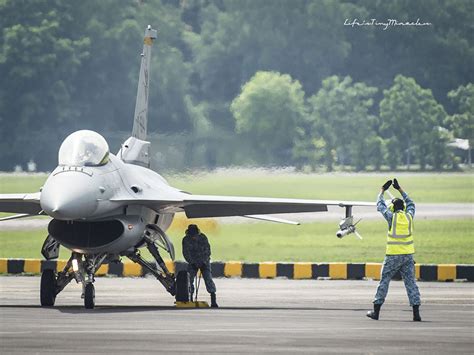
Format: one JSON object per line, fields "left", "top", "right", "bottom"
{"left": 175, "top": 301, "right": 210, "bottom": 308}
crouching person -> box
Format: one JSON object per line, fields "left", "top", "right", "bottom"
{"left": 182, "top": 224, "right": 218, "bottom": 308}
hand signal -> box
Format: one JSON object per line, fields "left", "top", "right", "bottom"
{"left": 382, "top": 180, "right": 392, "bottom": 191}
{"left": 393, "top": 178, "right": 401, "bottom": 190}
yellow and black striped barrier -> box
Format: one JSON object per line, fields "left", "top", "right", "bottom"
{"left": 0, "top": 259, "right": 472, "bottom": 282}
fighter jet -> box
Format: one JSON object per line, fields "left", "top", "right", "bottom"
{"left": 0, "top": 26, "right": 374, "bottom": 309}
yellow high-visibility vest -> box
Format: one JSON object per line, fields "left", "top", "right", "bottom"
{"left": 386, "top": 211, "right": 414, "bottom": 255}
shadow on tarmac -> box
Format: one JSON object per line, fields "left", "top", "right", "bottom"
{"left": 0, "top": 304, "right": 368, "bottom": 314}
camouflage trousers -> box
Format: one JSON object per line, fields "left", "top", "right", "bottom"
{"left": 188, "top": 262, "right": 216, "bottom": 295}
{"left": 373, "top": 254, "right": 421, "bottom": 306}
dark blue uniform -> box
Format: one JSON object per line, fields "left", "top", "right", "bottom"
{"left": 182, "top": 232, "right": 216, "bottom": 294}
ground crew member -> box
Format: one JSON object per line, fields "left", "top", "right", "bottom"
{"left": 367, "top": 178, "right": 421, "bottom": 321}
{"left": 182, "top": 224, "right": 218, "bottom": 308}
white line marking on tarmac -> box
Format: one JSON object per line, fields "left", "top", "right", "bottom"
{"left": 1, "top": 326, "right": 469, "bottom": 336}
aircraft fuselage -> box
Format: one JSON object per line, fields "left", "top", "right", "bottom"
{"left": 40, "top": 152, "right": 177, "bottom": 254}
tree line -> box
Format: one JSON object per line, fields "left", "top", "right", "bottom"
{"left": 0, "top": 0, "right": 472, "bottom": 171}
{"left": 233, "top": 72, "right": 472, "bottom": 171}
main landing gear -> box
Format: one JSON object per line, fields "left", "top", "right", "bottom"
{"left": 126, "top": 224, "right": 177, "bottom": 297}
{"left": 39, "top": 224, "right": 179, "bottom": 309}
{"left": 40, "top": 269, "right": 57, "bottom": 306}
{"left": 175, "top": 270, "right": 191, "bottom": 302}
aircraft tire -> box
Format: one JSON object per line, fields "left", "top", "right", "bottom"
{"left": 40, "top": 269, "right": 57, "bottom": 306}
{"left": 84, "top": 283, "right": 95, "bottom": 309}
{"left": 175, "top": 270, "right": 190, "bottom": 302}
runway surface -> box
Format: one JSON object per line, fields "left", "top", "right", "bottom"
{"left": 1, "top": 277, "right": 473, "bottom": 354}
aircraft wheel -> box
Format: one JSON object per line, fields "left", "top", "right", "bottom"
{"left": 84, "top": 283, "right": 95, "bottom": 309}
{"left": 175, "top": 270, "right": 190, "bottom": 302}
{"left": 40, "top": 269, "right": 57, "bottom": 306}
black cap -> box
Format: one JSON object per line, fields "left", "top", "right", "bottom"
{"left": 186, "top": 224, "right": 199, "bottom": 235}
{"left": 392, "top": 198, "right": 405, "bottom": 211}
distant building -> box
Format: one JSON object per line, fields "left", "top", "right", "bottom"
{"left": 27, "top": 160, "right": 37, "bottom": 172}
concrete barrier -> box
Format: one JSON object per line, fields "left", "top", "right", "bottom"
{"left": 1, "top": 258, "right": 473, "bottom": 281}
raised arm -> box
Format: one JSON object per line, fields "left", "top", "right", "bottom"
{"left": 393, "top": 178, "right": 415, "bottom": 218}
{"left": 401, "top": 191, "right": 415, "bottom": 218}
{"left": 377, "top": 180, "right": 393, "bottom": 224}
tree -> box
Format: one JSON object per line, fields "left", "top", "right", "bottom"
{"left": 0, "top": 0, "right": 90, "bottom": 170}
{"left": 69, "top": 0, "right": 192, "bottom": 134}
{"left": 352, "top": 0, "right": 474, "bottom": 109}
{"left": 366, "top": 136, "right": 385, "bottom": 171}
{"left": 430, "top": 127, "right": 454, "bottom": 170}
{"left": 384, "top": 138, "right": 402, "bottom": 170}
{"left": 0, "top": 0, "right": 193, "bottom": 170}
{"left": 379, "top": 75, "right": 448, "bottom": 170}
{"left": 1, "top": 0, "right": 472, "bottom": 171}
{"left": 230, "top": 71, "right": 306, "bottom": 165}
{"left": 184, "top": 0, "right": 363, "bottom": 130}
{"left": 304, "top": 76, "right": 378, "bottom": 171}
{"left": 446, "top": 83, "right": 474, "bottom": 165}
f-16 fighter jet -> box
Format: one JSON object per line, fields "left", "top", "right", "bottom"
{"left": 0, "top": 26, "right": 374, "bottom": 309}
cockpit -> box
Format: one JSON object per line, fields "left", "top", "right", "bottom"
{"left": 58, "top": 130, "right": 110, "bottom": 167}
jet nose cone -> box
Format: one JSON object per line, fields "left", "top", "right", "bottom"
{"left": 41, "top": 172, "right": 99, "bottom": 220}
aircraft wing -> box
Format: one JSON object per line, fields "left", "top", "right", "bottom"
{"left": 0, "top": 193, "right": 42, "bottom": 215}
{"left": 180, "top": 195, "right": 374, "bottom": 218}
{"left": 114, "top": 193, "right": 375, "bottom": 218}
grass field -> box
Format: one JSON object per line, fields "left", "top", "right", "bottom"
{"left": 1, "top": 218, "right": 472, "bottom": 264}
{"left": 169, "top": 170, "right": 474, "bottom": 203}
{"left": 1, "top": 171, "right": 473, "bottom": 202}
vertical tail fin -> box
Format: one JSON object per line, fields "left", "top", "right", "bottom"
{"left": 132, "top": 25, "right": 158, "bottom": 140}
{"left": 119, "top": 26, "right": 157, "bottom": 167}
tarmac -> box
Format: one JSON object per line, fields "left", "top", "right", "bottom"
{"left": 1, "top": 276, "right": 473, "bottom": 354}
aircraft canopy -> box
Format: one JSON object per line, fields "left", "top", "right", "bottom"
{"left": 58, "top": 130, "right": 109, "bottom": 167}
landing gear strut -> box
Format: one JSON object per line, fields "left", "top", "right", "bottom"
{"left": 78, "top": 253, "right": 107, "bottom": 309}
{"left": 41, "top": 235, "right": 60, "bottom": 260}
{"left": 126, "top": 246, "right": 176, "bottom": 296}
{"left": 126, "top": 224, "right": 177, "bottom": 296}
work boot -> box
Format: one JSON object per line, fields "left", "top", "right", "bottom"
{"left": 413, "top": 305, "right": 421, "bottom": 321}
{"left": 366, "top": 304, "right": 381, "bottom": 320}
{"left": 210, "top": 292, "right": 218, "bottom": 308}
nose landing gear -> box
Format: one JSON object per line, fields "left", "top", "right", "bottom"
{"left": 84, "top": 282, "right": 95, "bottom": 309}
{"left": 40, "top": 252, "right": 106, "bottom": 309}
{"left": 79, "top": 254, "right": 106, "bottom": 309}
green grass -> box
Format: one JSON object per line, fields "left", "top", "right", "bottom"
{"left": 0, "top": 174, "right": 47, "bottom": 193}
{"left": 167, "top": 171, "right": 474, "bottom": 203}
{"left": 1, "top": 219, "right": 472, "bottom": 264}
{"left": 2, "top": 171, "right": 472, "bottom": 202}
